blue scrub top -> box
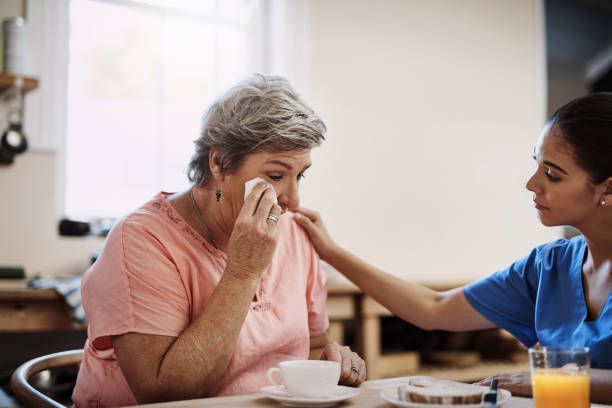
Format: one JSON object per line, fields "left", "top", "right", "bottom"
{"left": 464, "top": 236, "right": 612, "bottom": 369}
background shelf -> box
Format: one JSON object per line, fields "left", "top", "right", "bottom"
{"left": 0, "top": 73, "right": 39, "bottom": 93}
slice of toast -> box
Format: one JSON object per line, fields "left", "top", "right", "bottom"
{"left": 398, "top": 376, "right": 484, "bottom": 404}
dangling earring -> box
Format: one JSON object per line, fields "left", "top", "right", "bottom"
{"left": 216, "top": 189, "right": 221, "bottom": 202}
{"left": 602, "top": 199, "right": 607, "bottom": 206}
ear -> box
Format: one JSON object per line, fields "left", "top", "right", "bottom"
{"left": 600, "top": 177, "right": 612, "bottom": 207}
{"left": 208, "top": 149, "right": 225, "bottom": 182}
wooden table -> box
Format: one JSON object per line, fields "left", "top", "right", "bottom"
{"left": 131, "top": 376, "right": 612, "bottom": 407}
{"left": 327, "top": 281, "right": 416, "bottom": 380}
{"left": 0, "top": 280, "right": 84, "bottom": 331}
{"left": 327, "top": 281, "right": 474, "bottom": 380}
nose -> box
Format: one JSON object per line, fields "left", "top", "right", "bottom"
{"left": 525, "top": 171, "right": 538, "bottom": 193}
{"left": 277, "top": 181, "right": 300, "bottom": 212}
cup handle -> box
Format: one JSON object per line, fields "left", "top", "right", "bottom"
{"left": 267, "top": 367, "right": 283, "bottom": 387}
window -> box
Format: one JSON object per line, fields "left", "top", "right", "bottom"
{"left": 64, "top": 0, "right": 267, "bottom": 220}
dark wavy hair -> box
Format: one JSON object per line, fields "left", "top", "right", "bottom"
{"left": 549, "top": 92, "right": 612, "bottom": 184}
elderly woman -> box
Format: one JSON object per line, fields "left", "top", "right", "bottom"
{"left": 295, "top": 92, "right": 612, "bottom": 404}
{"left": 72, "top": 74, "right": 365, "bottom": 407}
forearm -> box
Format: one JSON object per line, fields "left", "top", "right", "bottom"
{"left": 324, "top": 245, "right": 441, "bottom": 330}
{"left": 308, "top": 333, "right": 330, "bottom": 360}
{"left": 591, "top": 369, "right": 612, "bottom": 404}
{"left": 325, "top": 245, "right": 494, "bottom": 331}
{"left": 152, "top": 270, "right": 259, "bottom": 400}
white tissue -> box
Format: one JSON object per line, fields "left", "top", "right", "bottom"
{"left": 244, "top": 177, "right": 277, "bottom": 204}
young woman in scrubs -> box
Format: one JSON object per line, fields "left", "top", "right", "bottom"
{"left": 295, "top": 93, "right": 612, "bottom": 404}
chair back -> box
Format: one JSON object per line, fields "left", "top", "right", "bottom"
{"left": 10, "top": 349, "right": 83, "bottom": 408}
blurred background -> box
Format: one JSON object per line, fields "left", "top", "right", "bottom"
{"left": 0, "top": 0, "right": 611, "bottom": 405}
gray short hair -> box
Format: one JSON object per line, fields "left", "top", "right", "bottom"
{"left": 187, "top": 73, "right": 326, "bottom": 186}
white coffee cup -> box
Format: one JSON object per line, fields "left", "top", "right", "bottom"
{"left": 267, "top": 360, "right": 341, "bottom": 398}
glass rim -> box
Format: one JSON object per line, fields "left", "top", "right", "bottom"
{"left": 528, "top": 345, "right": 590, "bottom": 354}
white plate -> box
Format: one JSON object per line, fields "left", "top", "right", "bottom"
{"left": 260, "top": 385, "right": 360, "bottom": 407}
{"left": 380, "top": 386, "right": 512, "bottom": 408}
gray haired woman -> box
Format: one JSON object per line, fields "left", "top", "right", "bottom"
{"left": 73, "top": 74, "right": 366, "bottom": 407}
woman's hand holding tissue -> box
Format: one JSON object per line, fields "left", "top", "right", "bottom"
{"left": 226, "top": 181, "right": 282, "bottom": 281}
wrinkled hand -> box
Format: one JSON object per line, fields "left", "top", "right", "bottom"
{"left": 319, "top": 342, "right": 366, "bottom": 387}
{"left": 294, "top": 207, "right": 337, "bottom": 262}
{"left": 226, "top": 182, "right": 281, "bottom": 281}
{"left": 475, "top": 372, "right": 532, "bottom": 397}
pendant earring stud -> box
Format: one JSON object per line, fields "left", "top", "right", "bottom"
{"left": 216, "top": 189, "right": 221, "bottom": 202}
{"left": 602, "top": 199, "right": 606, "bottom": 206}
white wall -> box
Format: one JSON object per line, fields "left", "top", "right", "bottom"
{"left": 300, "top": 0, "right": 559, "bottom": 282}
{"left": 0, "top": 153, "right": 104, "bottom": 276}
{"left": 0, "top": 0, "right": 559, "bottom": 280}
{"left": 0, "top": 0, "right": 21, "bottom": 18}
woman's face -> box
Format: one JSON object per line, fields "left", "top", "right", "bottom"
{"left": 221, "top": 149, "right": 312, "bottom": 216}
{"left": 526, "top": 125, "right": 604, "bottom": 228}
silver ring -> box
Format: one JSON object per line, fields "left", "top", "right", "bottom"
{"left": 267, "top": 214, "right": 279, "bottom": 223}
{"left": 351, "top": 366, "right": 359, "bottom": 374}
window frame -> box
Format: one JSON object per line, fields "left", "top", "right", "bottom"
{"left": 25, "top": 0, "right": 309, "bottom": 226}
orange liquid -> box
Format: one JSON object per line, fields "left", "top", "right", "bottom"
{"left": 532, "top": 370, "right": 590, "bottom": 408}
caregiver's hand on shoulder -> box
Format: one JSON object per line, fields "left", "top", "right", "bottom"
{"left": 294, "top": 207, "right": 338, "bottom": 261}
{"left": 226, "top": 182, "right": 281, "bottom": 281}
{"left": 475, "top": 372, "right": 532, "bottom": 397}
{"left": 319, "top": 342, "right": 366, "bottom": 387}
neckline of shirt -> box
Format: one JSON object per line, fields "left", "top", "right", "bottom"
{"left": 155, "top": 191, "right": 227, "bottom": 260}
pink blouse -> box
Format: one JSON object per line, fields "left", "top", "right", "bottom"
{"left": 72, "top": 193, "right": 328, "bottom": 407}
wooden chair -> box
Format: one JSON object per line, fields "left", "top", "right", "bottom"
{"left": 10, "top": 349, "right": 83, "bottom": 408}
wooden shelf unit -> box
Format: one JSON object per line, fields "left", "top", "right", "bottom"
{"left": 327, "top": 281, "right": 529, "bottom": 382}
{"left": 0, "top": 280, "right": 84, "bottom": 331}
{"left": 0, "top": 72, "right": 39, "bottom": 93}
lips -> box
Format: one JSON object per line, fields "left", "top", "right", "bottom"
{"left": 533, "top": 200, "right": 548, "bottom": 210}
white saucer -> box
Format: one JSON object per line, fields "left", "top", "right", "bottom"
{"left": 380, "top": 386, "right": 512, "bottom": 407}
{"left": 260, "top": 385, "right": 360, "bottom": 407}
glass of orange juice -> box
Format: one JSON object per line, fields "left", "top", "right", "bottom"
{"left": 529, "top": 346, "right": 590, "bottom": 408}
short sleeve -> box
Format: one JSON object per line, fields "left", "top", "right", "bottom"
{"left": 305, "top": 244, "right": 329, "bottom": 338}
{"left": 463, "top": 247, "right": 541, "bottom": 347}
{"left": 82, "top": 215, "right": 190, "bottom": 347}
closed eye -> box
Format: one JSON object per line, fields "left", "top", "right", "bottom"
{"left": 269, "top": 173, "right": 306, "bottom": 182}
{"left": 544, "top": 168, "right": 560, "bottom": 182}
